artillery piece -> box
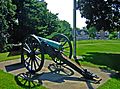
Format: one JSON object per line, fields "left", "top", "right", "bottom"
{"left": 21, "top": 34, "right": 102, "bottom": 83}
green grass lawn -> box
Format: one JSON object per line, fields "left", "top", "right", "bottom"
{"left": 0, "top": 70, "right": 47, "bottom": 89}
{"left": 75, "top": 40, "right": 120, "bottom": 89}
{"left": 75, "top": 40, "right": 120, "bottom": 71}
{"left": 98, "top": 79, "right": 120, "bottom": 89}
{"left": 98, "top": 74, "right": 120, "bottom": 89}
{"left": 76, "top": 40, "right": 120, "bottom": 55}
{"left": 0, "top": 52, "right": 20, "bottom": 62}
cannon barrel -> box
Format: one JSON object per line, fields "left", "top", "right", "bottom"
{"left": 32, "top": 34, "right": 62, "bottom": 50}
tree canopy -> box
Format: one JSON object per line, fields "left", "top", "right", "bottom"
{"left": 9, "top": 0, "right": 59, "bottom": 43}
{"left": 0, "top": 0, "right": 16, "bottom": 51}
{"left": 57, "top": 20, "right": 72, "bottom": 39}
{"left": 0, "top": 0, "right": 72, "bottom": 49}
{"left": 78, "top": 0, "right": 120, "bottom": 31}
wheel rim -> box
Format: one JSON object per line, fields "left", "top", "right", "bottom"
{"left": 52, "top": 34, "right": 72, "bottom": 65}
{"left": 22, "top": 35, "right": 44, "bottom": 73}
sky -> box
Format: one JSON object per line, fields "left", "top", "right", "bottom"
{"left": 45, "top": 0, "right": 87, "bottom": 29}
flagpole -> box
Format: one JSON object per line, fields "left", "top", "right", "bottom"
{"left": 73, "top": 0, "right": 77, "bottom": 59}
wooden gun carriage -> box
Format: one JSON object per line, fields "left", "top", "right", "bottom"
{"left": 21, "top": 34, "right": 101, "bottom": 83}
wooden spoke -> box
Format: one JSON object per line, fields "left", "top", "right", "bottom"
{"left": 21, "top": 34, "right": 44, "bottom": 73}
{"left": 62, "top": 50, "right": 70, "bottom": 53}
{"left": 62, "top": 46, "right": 70, "bottom": 49}
{"left": 31, "top": 60, "right": 33, "bottom": 70}
{"left": 23, "top": 47, "right": 31, "bottom": 53}
{"left": 34, "top": 58, "right": 40, "bottom": 67}
{"left": 52, "top": 34, "right": 72, "bottom": 65}
{"left": 35, "top": 55, "right": 42, "bottom": 61}
{"left": 24, "top": 43, "right": 31, "bottom": 51}
{"left": 25, "top": 57, "right": 30, "bottom": 61}
{"left": 33, "top": 60, "right": 37, "bottom": 70}
{"left": 62, "top": 40, "right": 67, "bottom": 46}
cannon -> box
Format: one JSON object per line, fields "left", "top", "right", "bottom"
{"left": 21, "top": 34, "right": 101, "bottom": 83}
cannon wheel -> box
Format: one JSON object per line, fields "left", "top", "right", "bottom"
{"left": 21, "top": 34, "right": 44, "bottom": 73}
{"left": 52, "top": 34, "right": 72, "bottom": 65}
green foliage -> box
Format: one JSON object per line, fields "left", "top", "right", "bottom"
{"left": 109, "top": 31, "right": 118, "bottom": 39}
{"left": 9, "top": 0, "right": 72, "bottom": 43}
{"left": 57, "top": 20, "right": 72, "bottom": 40}
{"left": 0, "top": 0, "right": 16, "bottom": 51}
{"left": 78, "top": 0, "right": 120, "bottom": 31}
{"left": 9, "top": 0, "right": 59, "bottom": 43}
{"left": 88, "top": 26, "right": 96, "bottom": 38}
{"left": 0, "top": 0, "right": 73, "bottom": 45}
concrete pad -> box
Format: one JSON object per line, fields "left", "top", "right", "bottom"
{"left": 0, "top": 59, "right": 111, "bottom": 89}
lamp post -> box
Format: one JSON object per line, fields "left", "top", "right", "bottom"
{"left": 73, "top": 0, "right": 77, "bottom": 59}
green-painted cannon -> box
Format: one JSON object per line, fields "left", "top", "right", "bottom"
{"left": 21, "top": 34, "right": 72, "bottom": 73}
{"left": 21, "top": 34, "right": 101, "bottom": 83}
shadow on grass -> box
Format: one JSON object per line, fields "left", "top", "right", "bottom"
{"left": 110, "top": 72, "right": 120, "bottom": 80}
{"left": 82, "top": 52, "right": 120, "bottom": 71}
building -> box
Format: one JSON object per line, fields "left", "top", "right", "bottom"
{"left": 73, "top": 29, "right": 89, "bottom": 40}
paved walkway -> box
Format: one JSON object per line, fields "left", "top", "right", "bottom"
{"left": 0, "top": 59, "right": 112, "bottom": 89}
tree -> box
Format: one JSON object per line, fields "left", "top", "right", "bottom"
{"left": 88, "top": 26, "right": 96, "bottom": 39}
{"left": 57, "top": 20, "right": 72, "bottom": 39}
{"left": 0, "top": 0, "right": 16, "bottom": 51}
{"left": 10, "top": 0, "right": 59, "bottom": 43}
{"left": 78, "top": 0, "right": 120, "bottom": 31}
